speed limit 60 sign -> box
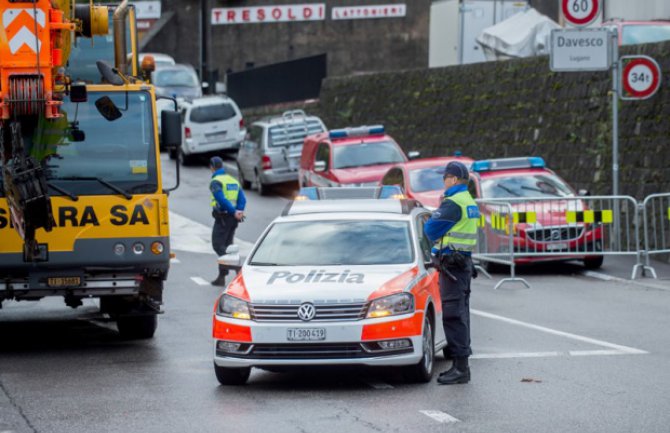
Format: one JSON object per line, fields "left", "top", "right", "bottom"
{"left": 620, "top": 55, "right": 662, "bottom": 100}
{"left": 561, "top": 0, "right": 600, "bottom": 27}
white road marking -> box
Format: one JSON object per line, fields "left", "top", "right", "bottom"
{"left": 363, "top": 379, "right": 394, "bottom": 389}
{"left": 190, "top": 277, "right": 211, "bottom": 286}
{"left": 169, "top": 211, "right": 254, "bottom": 256}
{"left": 472, "top": 349, "right": 633, "bottom": 359}
{"left": 582, "top": 270, "right": 617, "bottom": 281}
{"left": 582, "top": 270, "right": 670, "bottom": 291}
{"left": 472, "top": 309, "right": 648, "bottom": 355}
{"left": 170, "top": 258, "right": 181, "bottom": 264}
{"left": 420, "top": 410, "right": 460, "bottom": 423}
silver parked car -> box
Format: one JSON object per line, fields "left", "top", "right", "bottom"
{"left": 236, "top": 110, "right": 326, "bottom": 195}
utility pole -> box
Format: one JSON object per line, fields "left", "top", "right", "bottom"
{"left": 200, "top": 0, "right": 210, "bottom": 94}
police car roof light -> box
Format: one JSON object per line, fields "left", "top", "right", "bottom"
{"left": 471, "top": 157, "right": 546, "bottom": 172}
{"left": 296, "top": 187, "right": 319, "bottom": 200}
{"left": 295, "top": 186, "right": 403, "bottom": 201}
{"left": 328, "top": 125, "right": 385, "bottom": 139}
{"left": 378, "top": 185, "right": 404, "bottom": 199}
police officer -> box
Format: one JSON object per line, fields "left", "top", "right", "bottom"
{"left": 424, "top": 161, "right": 479, "bottom": 385}
{"left": 209, "top": 156, "right": 246, "bottom": 286}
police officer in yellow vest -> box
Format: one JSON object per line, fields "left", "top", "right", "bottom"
{"left": 209, "top": 156, "right": 246, "bottom": 286}
{"left": 424, "top": 161, "right": 479, "bottom": 385}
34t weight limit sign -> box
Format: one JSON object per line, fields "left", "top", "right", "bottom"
{"left": 620, "top": 55, "right": 662, "bottom": 100}
{"left": 562, "top": 0, "right": 600, "bottom": 27}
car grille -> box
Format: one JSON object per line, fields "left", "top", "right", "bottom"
{"left": 249, "top": 303, "right": 368, "bottom": 322}
{"left": 248, "top": 343, "right": 366, "bottom": 359}
{"left": 525, "top": 226, "right": 584, "bottom": 242}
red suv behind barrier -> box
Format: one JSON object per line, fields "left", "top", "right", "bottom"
{"left": 299, "top": 125, "right": 418, "bottom": 188}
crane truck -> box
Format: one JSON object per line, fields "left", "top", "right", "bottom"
{"left": 0, "top": 0, "right": 182, "bottom": 339}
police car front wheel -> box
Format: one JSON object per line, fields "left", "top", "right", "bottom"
{"left": 402, "top": 315, "right": 434, "bottom": 383}
{"left": 214, "top": 364, "right": 251, "bottom": 386}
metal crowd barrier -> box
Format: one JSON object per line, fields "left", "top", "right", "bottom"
{"left": 641, "top": 193, "right": 670, "bottom": 279}
{"left": 473, "top": 196, "right": 646, "bottom": 289}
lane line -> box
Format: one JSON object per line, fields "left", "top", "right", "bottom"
{"left": 190, "top": 277, "right": 211, "bottom": 286}
{"left": 420, "top": 410, "right": 460, "bottom": 423}
{"left": 471, "top": 350, "right": 631, "bottom": 359}
{"left": 472, "top": 309, "right": 648, "bottom": 355}
{"left": 581, "top": 270, "right": 670, "bottom": 291}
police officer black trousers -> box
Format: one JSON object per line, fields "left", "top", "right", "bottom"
{"left": 438, "top": 255, "right": 472, "bottom": 384}
{"left": 211, "top": 212, "right": 239, "bottom": 286}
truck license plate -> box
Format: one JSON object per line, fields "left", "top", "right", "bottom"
{"left": 287, "top": 328, "right": 326, "bottom": 341}
{"left": 47, "top": 277, "right": 81, "bottom": 287}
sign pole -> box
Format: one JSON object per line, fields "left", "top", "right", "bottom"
{"left": 610, "top": 28, "right": 619, "bottom": 197}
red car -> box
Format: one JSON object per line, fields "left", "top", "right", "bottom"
{"left": 469, "top": 157, "right": 604, "bottom": 269}
{"left": 379, "top": 156, "right": 474, "bottom": 210}
{"left": 299, "top": 125, "right": 418, "bottom": 188}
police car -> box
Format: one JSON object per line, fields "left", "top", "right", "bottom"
{"left": 470, "top": 157, "right": 604, "bottom": 269}
{"left": 212, "top": 187, "right": 446, "bottom": 385}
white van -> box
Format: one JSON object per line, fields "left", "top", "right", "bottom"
{"left": 172, "top": 96, "right": 246, "bottom": 165}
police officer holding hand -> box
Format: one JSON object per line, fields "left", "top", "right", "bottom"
{"left": 209, "top": 156, "right": 246, "bottom": 286}
{"left": 424, "top": 161, "right": 479, "bottom": 385}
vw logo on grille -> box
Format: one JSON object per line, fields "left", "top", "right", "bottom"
{"left": 550, "top": 229, "right": 562, "bottom": 241}
{"left": 297, "top": 303, "right": 316, "bottom": 321}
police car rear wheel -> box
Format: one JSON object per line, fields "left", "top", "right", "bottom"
{"left": 214, "top": 364, "right": 251, "bottom": 386}
{"left": 403, "top": 315, "right": 434, "bottom": 383}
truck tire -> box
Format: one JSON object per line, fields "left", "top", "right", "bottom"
{"left": 403, "top": 315, "right": 434, "bottom": 383}
{"left": 214, "top": 363, "right": 251, "bottom": 386}
{"left": 117, "top": 314, "right": 158, "bottom": 340}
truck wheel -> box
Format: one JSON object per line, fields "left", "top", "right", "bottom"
{"left": 403, "top": 315, "right": 434, "bottom": 383}
{"left": 214, "top": 363, "right": 251, "bottom": 386}
{"left": 584, "top": 256, "right": 604, "bottom": 270}
{"left": 117, "top": 314, "right": 158, "bottom": 340}
{"left": 237, "top": 164, "right": 251, "bottom": 189}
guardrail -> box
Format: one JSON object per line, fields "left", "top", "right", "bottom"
{"left": 473, "top": 195, "right": 654, "bottom": 289}
{"left": 641, "top": 193, "right": 670, "bottom": 279}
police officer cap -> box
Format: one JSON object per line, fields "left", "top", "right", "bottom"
{"left": 210, "top": 156, "right": 224, "bottom": 169}
{"left": 443, "top": 161, "right": 469, "bottom": 180}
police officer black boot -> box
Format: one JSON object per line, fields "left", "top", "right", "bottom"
{"left": 437, "top": 357, "right": 470, "bottom": 385}
{"left": 211, "top": 265, "right": 228, "bottom": 287}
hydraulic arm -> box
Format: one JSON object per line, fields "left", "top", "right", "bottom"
{"left": 0, "top": 0, "right": 107, "bottom": 260}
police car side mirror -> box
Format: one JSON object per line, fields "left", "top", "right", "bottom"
{"left": 314, "top": 160, "right": 327, "bottom": 172}
{"left": 218, "top": 244, "right": 241, "bottom": 271}
{"left": 407, "top": 151, "right": 420, "bottom": 160}
{"left": 577, "top": 189, "right": 591, "bottom": 197}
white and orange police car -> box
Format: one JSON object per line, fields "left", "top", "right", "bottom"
{"left": 212, "top": 187, "right": 446, "bottom": 385}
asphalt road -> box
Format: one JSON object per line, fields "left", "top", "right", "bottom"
{"left": 1, "top": 153, "right": 669, "bottom": 433}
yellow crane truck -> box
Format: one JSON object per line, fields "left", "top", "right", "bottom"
{"left": 0, "top": 0, "right": 182, "bottom": 338}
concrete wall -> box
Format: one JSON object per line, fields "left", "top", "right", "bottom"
{"left": 246, "top": 41, "right": 670, "bottom": 200}
{"left": 144, "top": 0, "right": 430, "bottom": 77}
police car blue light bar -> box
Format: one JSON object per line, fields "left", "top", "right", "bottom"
{"left": 296, "top": 185, "right": 404, "bottom": 200}
{"left": 471, "top": 157, "right": 546, "bottom": 172}
{"left": 329, "top": 125, "right": 385, "bottom": 139}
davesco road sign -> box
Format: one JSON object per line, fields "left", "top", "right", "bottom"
{"left": 619, "top": 55, "right": 662, "bottom": 100}
{"left": 550, "top": 28, "right": 611, "bottom": 72}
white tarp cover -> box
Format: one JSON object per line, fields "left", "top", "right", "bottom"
{"left": 476, "top": 8, "right": 560, "bottom": 60}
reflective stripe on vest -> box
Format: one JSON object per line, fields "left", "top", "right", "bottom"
{"left": 434, "top": 190, "right": 479, "bottom": 252}
{"left": 210, "top": 174, "right": 240, "bottom": 209}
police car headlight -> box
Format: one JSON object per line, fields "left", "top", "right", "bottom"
{"left": 217, "top": 294, "right": 251, "bottom": 320}
{"left": 367, "top": 293, "right": 414, "bottom": 319}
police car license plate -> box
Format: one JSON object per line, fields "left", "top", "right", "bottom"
{"left": 546, "top": 243, "right": 568, "bottom": 251}
{"left": 47, "top": 277, "right": 81, "bottom": 287}
{"left": 287, "top": 328, "right": 326, "bottom": 341}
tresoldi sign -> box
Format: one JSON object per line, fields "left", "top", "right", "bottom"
{"left": 212, "top": 3, "right": 326, "bottom": 25}
{"left": 550, "top": 28, "right": 611, "bottom": 71}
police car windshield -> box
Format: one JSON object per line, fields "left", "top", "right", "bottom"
{"left": 334, "top": 141, "right": 406, "bottom": 169}
{"left": 250, "top": 220, "right": 414, "bottom": 266}
{"left": 42, "top": 91, "right": 157, "bottom": 196}
{"left": 482, "top": 174, "right": 574, "bottom": 199}
{"left": 409, "top": 167, "right": 445, "bottom": 192}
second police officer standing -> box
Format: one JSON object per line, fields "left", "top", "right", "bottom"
{"left": 209, "top": 156, "right": 246, "bottom": 286}
{"left": 424, "top": 161, "right": 479, "bottom": 385}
